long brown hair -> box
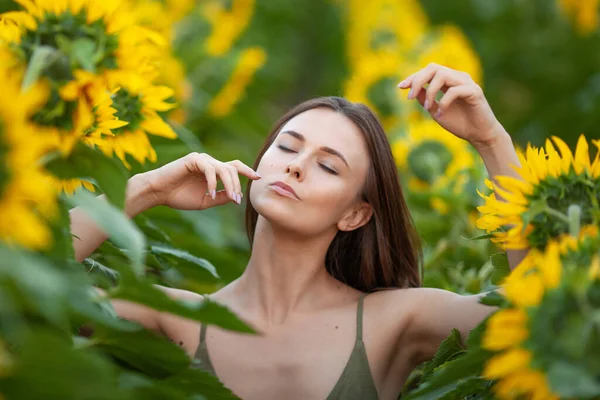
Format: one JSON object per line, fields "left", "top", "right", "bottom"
{"left": 245, "top": 97, "right": 422, "bottom": 291}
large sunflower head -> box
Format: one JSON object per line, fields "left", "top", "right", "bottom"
{"left": 477, "top": 135, "right": 600, "bottom": 250}
{"left": 84, "top": 71, "right": 177, "bottom": 168}
{"left": 0, "top": 0, "right": 163, "bottom": 154}
{"left": 482, "top": 227, "right": 600, "bottom": 400}
{"left": 0, "top": 67, "right": 57, "bottom": 250}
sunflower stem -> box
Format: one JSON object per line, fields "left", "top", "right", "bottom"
{"left": 543, "top": 207, "right": 570, "bottom": 224}
{"left": 567, "top": 204, "right": 582, "bottom": 237}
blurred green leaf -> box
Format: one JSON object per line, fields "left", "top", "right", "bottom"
{"left": 67, "top": 190, "right": 146, "bottom": 275}
{"left": 45, "top": 143, "right": 129, "bottom": 209}
{"left": 110, "top": 278, "right": 254, "bottom": 333}
{"left": 150, "top": 245, "right": 219, "bottom": 279}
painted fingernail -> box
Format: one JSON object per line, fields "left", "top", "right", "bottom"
{"left": 231, "top": 191, "right": 236, "bottom": 201}
{"left": 435, "top": 109, "right": 442, "bottom": 119}
{"left": 211, "top": 189, "right": 216, "bottom": 200}
{"left": 424, "top": 99, "right": 430, "bottom": 110}
{"left": 237, "top": 193, "right": 242, "bottom": 204}
{"left": 408, "top": 88, "right": 414, "bottom": 99}
{"left": 255, "top": 172, "right": 261, "bottom": 178}
{"left": 397, "top": 79, "right": 409, "bottom": 88}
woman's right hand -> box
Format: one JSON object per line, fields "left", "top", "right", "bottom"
{"left": 140, "top": 152, "right": 261, "bottom": 211}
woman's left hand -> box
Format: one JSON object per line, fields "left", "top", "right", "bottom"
{"left": 398, "top": 63, "right": 506, "bottom": 149}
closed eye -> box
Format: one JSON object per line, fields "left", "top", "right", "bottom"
{"left": 319, "top": 164, "right": 338, "bottom": 175}
{"left": 277, "top": 145, "right": 295, "bottom": 153}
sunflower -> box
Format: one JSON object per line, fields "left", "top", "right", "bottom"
{"left": 0, "top": 0, "right": 163, "bottom": 154}
{"left": 85, "top": 71, "right": 177, "bottom": 168}
{"left": 0, "top": 67, "right": 57, "bottom": 250}
{"left": 202, "top": 0, "right": 256, "bottom": 57}
{"left": 477, "top": 135, "right": 600, "bottom": 250}
{"left": 482, "top": 227, "right": 600, "bottom": 400}
{"left": 392, "top": 118, "right": 478, "bottom": 214}
{"left": 558, "top": 0, "right": 599, "bottom": 35}
{"left": 208, "top": 47, "right": 266, "bottom": 118}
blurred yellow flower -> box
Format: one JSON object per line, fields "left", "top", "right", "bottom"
{"left": 208, "top": 47, "right": 267, "bottom": 118}
{"left": 404, "top": 24, "right": 483, "bottom": 85}
{"left": 85, "top": 72, "right": 177, "bottom": 167}
{"left": 392, "top": 119, "right": 476, "bottom": 214}
{"left": 482, "top": 308, "right": 529, "bottom": 351}
{"left": 558, "top": 0, "right": 599, "bottom": 35}
{"left": 345, "top": 0, "right": 428, "bottom": 67}
{"left": 202, "top": 0, "right": 256, "bottom": 57}
{"left": 0, "top": 68, "right": 57, "bottom": 250}
{"left": 477, "top": 135, "right": 600, "bottom": 250}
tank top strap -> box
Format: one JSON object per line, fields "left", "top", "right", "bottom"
{"left": 200, "top": 322, "right": 207, "bottom": 343}
{"left": 356, "top": 292, "right": 368, "bottom": 341}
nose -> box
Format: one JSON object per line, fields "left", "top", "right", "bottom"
{"left": 285, "top": 159, "right": 304, "bottom": 181}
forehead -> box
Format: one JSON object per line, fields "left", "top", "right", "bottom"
{"left": 278, "top": 108, "right": 368, "bottom": 162}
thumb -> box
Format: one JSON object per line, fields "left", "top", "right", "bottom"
{"left": 201, "top": 189, "right": 236, "bottom": 209}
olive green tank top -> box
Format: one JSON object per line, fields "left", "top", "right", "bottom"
{"left": 193, "top": 293, "right": 379, "bottom": 399}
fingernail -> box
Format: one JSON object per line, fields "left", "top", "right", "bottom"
{"left": 211, "top": 189, "right": 216, "bottom": 200}
{"left": 408, "top": 88, "right": 414, "bottom": 99}
{"left": 435, "top": 109, "right": 442, "bottom": 119}
{"left": 236, "top": 193, "right": 242, "bottom": 204}
{"left": 255, "top": 172, "right": 261, "bottom": 178}
{"left": 424, "top": 99, "right": 430, "bottom": 110}
{"left": 397, "top": 79, "right": 408, "bottom": 88}
{"left": 231, "top": 191, "right": 236, "bottom": 201}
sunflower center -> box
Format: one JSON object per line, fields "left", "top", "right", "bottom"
{"left": 111, "top": 89, "right": 144, "bottom": 134}
{"left": 0, "top": 122, "right": 11, "bottom": 199}
{"left": 526, "top": 174, "right": 600, "bottom": 249}
{"left": 407, "top": 140, "right": 453, "bottom": 183}
{"left": 19, "top": 9, "right": 119, "bottom": 81}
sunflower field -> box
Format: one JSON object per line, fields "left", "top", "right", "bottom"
{"left": 0, "top": 0, "right": 599, "bottom": 399}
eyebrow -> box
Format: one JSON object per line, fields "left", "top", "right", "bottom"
{"left": 280, "top": 130, "right": 350, "bottom": 169}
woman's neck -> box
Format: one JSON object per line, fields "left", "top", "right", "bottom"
{"left": 232, "top": 217, "right": 345, "bottom": 326}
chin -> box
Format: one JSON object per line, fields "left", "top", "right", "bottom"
{"left": 249, "top": 186, "right": 313, "bottom": 235}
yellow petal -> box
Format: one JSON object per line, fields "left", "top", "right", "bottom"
{"left": 483, "top": 348, "right": 531, "bottom": 379}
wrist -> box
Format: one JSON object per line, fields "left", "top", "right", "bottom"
{"left": 125, "top": 173, "right": 160, "bottom": 217}
{"left": 470, "top": 123, "right": 512, "bottom": 154}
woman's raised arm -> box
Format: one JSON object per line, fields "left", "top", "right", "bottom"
{"left": 70, "top": 152, "right": 261, "bottom": 262}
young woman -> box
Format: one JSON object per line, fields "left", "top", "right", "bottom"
{"left": 71, "top": 64, "right": 524, "bottom": 400}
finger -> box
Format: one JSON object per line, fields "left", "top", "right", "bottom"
{"left": 416, "top": 90, "right": 439, "bottom": 118}
{"left": 406, "top": 65, "right": 437, "bottom": 100}
{"left": 437, "top": 85, "right": 477, "bottom": 118}
{"left": 227, "top": 165, "right": 242, "bottom": 204}
{"left": 204, "top": 164, "right": 218, "bottom": 200}
{"left": 214, "top": 163, "right": 237, "bottom": 203}
{"left": 424, "top": 73, "right": 447, "bottom": 112}
{"left": 201, "top": 189, "right": 233, "bottom": 208}
{"left": 397, "top": 74, "right": 415, "bottom": 89}
{"left": 226, "top": 159, "right": 261, "bottom": 180}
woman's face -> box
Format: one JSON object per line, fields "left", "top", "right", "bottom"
{"left": 250, "top": 108, "right": 372, "bottom": 236}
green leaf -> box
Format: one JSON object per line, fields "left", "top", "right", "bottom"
{"left": 490, "top": 252, "right": 511, "bottom": 285}
{"left": 21, "top": 45, "right": 59, "bottom": 90}
{"left": 92, "top": 324, "right": 190, "bottom": 378}
{"left": 438, "top": 378, "right": 492, "bottom": 399}
{"left": 67, "top": 190, "right": 146, "bottom": 275}
{"left": 547, "top": 361, "right": 600, "bottom": 397}
{"left": 72, "top": 38, "right": 97, "bottom": 71}
{"left": 404, "top": 350, "right": 488, "bottom": 400}
{"left": 421, "top": 329, "right": 465, "bottom": 382}
{"left": 479, "top": 290, "right": 505, "bottom": 307}
{"left": 462, "top": 233, "right": 494, "bottom": 241}
{"left": 150, "top": 245, "right": 219, "bottom": 279}
{"left": 44, "top": 143, "right": 129, "bottom": 209}
{"left": 0, "top": 330, "right": 128, "bottom": 400}
{"left": 110, "top": 279, "right": 254, "bottom": 333}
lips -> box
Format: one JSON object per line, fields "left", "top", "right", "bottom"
{"left": 269, "top": 181, "right": 299, "bottom": 199}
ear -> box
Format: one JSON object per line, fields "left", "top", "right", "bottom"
{"left": 337, "top": 202, "right": 373, "bottom": 232}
